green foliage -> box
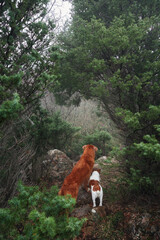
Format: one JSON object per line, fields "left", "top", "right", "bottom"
{"left": 134, "top": 134, "right": 160, "bottom": 161}
{"left": 0, "top": 106, "right": 82, "bottom": 204}
{"left": 73, "top": 0, "right": 160, "bottom": 24}
{"left": 83, "top": 130, "right": 112, "bottom": 156}
{"left": 68, "top": 128, "right": 113, "bottom": 159}
{"left": 124, "top": 168, "right": 153, "bottom": 194}
{"left": 54, "top": 0, "right": 160, "bottom": 196}
{"left": 145, "top": 105, "right": 160, "bottom": 121}
{"left": 0, "top": 182, "right": 86, "bottom": 240}
{"left": 27, "top": 108, "right": 80, "bottom": 154}
{"left": 55, "top": 14, "right": 160, "bottom": 113}
{"left": 0, "top": 0, "right": 58, "bottom": 201}
{"left": 115, "top": 109, "right": 160, "bottom": 194}
{"left": 122, "top": 124, "right": 160, "bottom": 194}
{"left": 116, "top": 108, "right": 141, "bottom": 130}
{"left": 104, "top": 211, "right": 125, "bottom": 239}
{"left": 116, "top": 105, "right": 160, "bottom": 132}
{"left": 107, "top": 146, "right": 126, "bottom": 162}
{"left": 111, "top": 211, "right": 124, "bottom": 228}
{"left": 0, "top": 0, "right": 57, "bottom": 125}
{"left": 0, "top": 93, "right": 23, "bottom": 123}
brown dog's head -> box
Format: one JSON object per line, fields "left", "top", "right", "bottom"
{"left": 82, "top": 144, "right": 98, "bottom": 152}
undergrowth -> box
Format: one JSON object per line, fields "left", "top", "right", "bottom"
{"left": 0, "top": 182, "right": 86, "bottom": 240}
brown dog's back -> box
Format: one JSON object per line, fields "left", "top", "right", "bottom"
{"left": 58, "top": 144, "right": 98, "bottom": 199}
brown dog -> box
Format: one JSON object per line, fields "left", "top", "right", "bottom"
{"left": 58, "top": 144, "right": 98, "bottom": 199}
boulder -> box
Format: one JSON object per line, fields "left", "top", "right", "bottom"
{"left": 71, "top": 204, "right": 91, "bottom": 218}
{"left": 42, "top": 149, "right": 74, "bottom": 187}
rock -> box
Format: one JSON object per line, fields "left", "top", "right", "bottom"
{"left": 92, "top": 209, "right": 96, "bottom": 213}
{"left": 154, "top": 230, "right": 160, "bottom": 239}
{"left": 110, "top": 158, "right": 119, "bottom": 164}
{"left": 151, "top": 225, "right": 157, "bottom": 234}
{"left": 127, "top": 212, "right": 160, "bottom": 239}
{"left": 92, "top": 206, "right": 106, "bottom": 218}
{"left": 83, "top": 226, "right": 93, "bottom": 237}
{"left": 141, "top": 213, "right": 151, "bottom": 228}
{"left": 96, "top": 156, "right": 107, "bottom": 162}
{"left": 42, "top": 149, "right": 74, "bottom": 186}
{"left": 77, "top": 187, "right": 92, "bottom": 205}
{"left": 93, "top": 163, "right": 101, "bottom": 169}
{"left": 71, "top": 204, "right": 91, "bottom": 218}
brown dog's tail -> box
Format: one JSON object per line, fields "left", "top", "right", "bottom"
{"left": 58, "top": 182, "right": 79, "bottom": 200}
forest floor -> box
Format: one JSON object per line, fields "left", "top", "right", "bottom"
{"left": 73, "top": 157, "right": 160, "bottom": 240}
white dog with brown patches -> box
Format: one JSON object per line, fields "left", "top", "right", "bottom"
{"left": 89, "top": 169, "right": 103, "bottom": 208}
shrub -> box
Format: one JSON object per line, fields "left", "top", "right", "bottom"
{"left": 28, "top": 108, "right": 80, "bottom": 155}
{"left": 0, "top": 182, "right": 86, "bottom": 240}
{"left": 0, "top": 107, "right": 81, "bottom": 205}
{"left": 130, "top": 128, "right": 160, "bottom": 194}
{"left": 69, "top": 129, "right": 112, "bottom": 159}
{"left": 120, "top": 126, "right": 160, "bottom": 195}
{"left": 124, "top": 168, "right": 153, "bottom": 194}
{"left": 83, "top": 129, "right": 112, "bottom": 156}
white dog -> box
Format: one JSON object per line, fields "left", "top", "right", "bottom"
{"left": 89, "top": 169, "right": 103, "bottom": 208}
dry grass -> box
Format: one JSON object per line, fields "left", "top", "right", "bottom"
{"left": 41, "top": 92, "right": 125, "bottom": 146}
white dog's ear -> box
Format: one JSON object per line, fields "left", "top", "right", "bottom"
{"left": 82, "top": 145, "right": 87, "bottom": 150}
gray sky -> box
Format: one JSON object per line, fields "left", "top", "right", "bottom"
{"left": 49, "top": 0, "right": 72, "bottom": 31}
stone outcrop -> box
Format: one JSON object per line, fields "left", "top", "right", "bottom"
{"left": 42, "top": 149, "right": 74, "bottom": 187}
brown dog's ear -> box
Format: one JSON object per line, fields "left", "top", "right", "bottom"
{"left": 98, "top": 169, "right": 101, "bottom": 173}
{"left": 82, "top": 145, "right": 87, "bottom": 150}
{"left": 94, "top": 146, "right": 98, "bottom": 152}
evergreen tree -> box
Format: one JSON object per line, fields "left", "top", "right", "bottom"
{"left": 0, "top": 0, "right": 58, "bottom": 204}
{"left": 0, "top": 0, "right": 56, "bottom": 123}
{"left": 53, "top": 0, "right": 160, "bottom": 194}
